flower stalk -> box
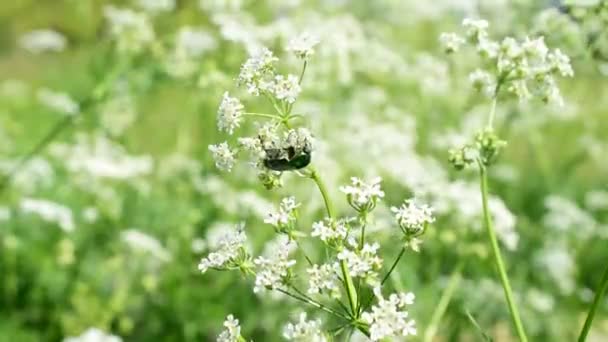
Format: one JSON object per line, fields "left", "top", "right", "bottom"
{"left": 578, "top": 262, "right": 608, "bottom": 342}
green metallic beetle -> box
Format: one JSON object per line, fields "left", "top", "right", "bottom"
{"left": 263, "top": 146, "right": 312, "bottom": 171}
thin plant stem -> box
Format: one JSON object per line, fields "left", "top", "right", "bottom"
{"left": 487, "top": 96, "right": 498, "bottom": 130}
{"left": 479, "top": 164, "right": 528, "bottom": 342}
{"left": 276, "top": 288, "right": 348, "bottom": 320}
{"left": 423, "top": 260, "right": 465, "bottom": 342}
{"left": 309, "top": 168, "right": 359, "bottom": 318}
{"left": 578, "top": 263, "right": 608, "bottom": 342}
{"left": 243, "top": 112, "right": 281, "bottom": 120}
{"left": 382, "top": 247, "right": 406, "bottom": 286}
{"left": 294, "top": 239, "right": 314, "bottom": 266}
{"left": 298, "top": 60, "right": 308, "bottom": 85}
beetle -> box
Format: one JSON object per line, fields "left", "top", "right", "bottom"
{"left": 263, "top": 146, "right": 312, "bottom": 171}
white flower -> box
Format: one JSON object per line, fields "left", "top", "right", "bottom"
{"left": 462, "top": 18, "right": 489, "bottom": 41}
{"left": 548, "top": 49, "right": 574, "bottom": 77}
{"left": 253, "top": 240, "right": 296, "bottom": 293}
{"left": 264, "top": 197, "right": 300, "bottom": 231}
{"left": 20, "top": 198, "right": 75, "bottom": 232}
{"left": 19, "top": 29, "right": 67, "bottom": 54}
{"left": 307, "top": 263, "right": 341, "bottom": 298}
{"left": 340, "top": 177, "right": 384, "bottom": 212}
{"left": 271, "top": 74, "right": 301, "bottom": 104}
{"left": 103, "top": 6, "right": 155, "bottom": 54}
{"left": 121, "top": 229, "right": 171, "bottom": 262}
{"left": 361, "top": 287, "right": 416, "bottom": 341}
{"left": 439, "top": 32, "right": 464, "bottom": 53}
{"left": 63, "top": 328, "right": 122, "bottom": 342}
{"left": 175, "top": 27, "right": 216, "bottom": 57}
{"left": 337, "top": 242, "right": 382, "bottom": 285}
{"left": 209, "top": 142, "right": 237, "bottom": 172}
{"left": 217, "top": 315, "right": 242, "bottom": 342}
{"left": 311, "top": 218, "right": 349, "bottom": 244}
{"left": 37, "top": 88, "right": 79, "bottom": 115}
{"left": 217, "top": 92, "right": 244, "bottom": 135}
{"left": 391, "top": 199, "right": 435, "bottom": 236}
{"left": 137, "top": 0, "right": 175, "bottom": 13}
{"left": 286, "top": 33, "right": 320, "bottom": 60}
{"left": 469, "top": 69, "right": 496, "bottom": 97}
{"left": 198, "top": 224, "right": 248, "bottom": 273}
{"left": 283, "top": 313, "right": 327, "bottom": 341}
{"left": 237, "top": 47, "right": 278, "bottom": 95}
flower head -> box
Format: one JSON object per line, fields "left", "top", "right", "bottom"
{"left": 253, "top": 239, "right": 296, "bottom": 293}
{"left": 286, "top": 33, "right": 320, "bottom": 60}
{"left": 209, "top": 142, "right": 237, "bottom": 172}
{"left": 311, "top": 217, "right": 350, "bottom": 245}
{"left": 198, "top": 224, "right": 249, "bottom": 273}
{"left": 340, "top": 177, "right": 385, "bottom": 212}
{"left": 361, "top": 287, "right": 416, "bottom": 341}
{"left": 439, "top": 32, "right": 464, "bottom": 53}
{"left": 237, "top": 47, "right": 278, "bottom": 95}
{"left": 307, "top": 263, "right": 341, "bottom": 298}
{"left": 217, "top": 315, "right": 242, "bottom": 342}
{"left": 337, "top": 242, "right": 382, "bottom": 285}
{"left": 217, "top": 92, "right": 244, "bottom": 135}
{"left": 264, "top": 197, "right": 301, "bottom": 233}
{"left": 283, "top": 313, "right": 327, "bottom": 342}
{"left": 391, "top": 199, "right": 435, "bottom": 237}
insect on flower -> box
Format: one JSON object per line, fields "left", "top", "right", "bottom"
{"left": 263, "top": 145, "right": 312, "bottom": 171}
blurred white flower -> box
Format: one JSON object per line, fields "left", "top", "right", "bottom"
{"left": 217, "top": 315, "right": 242, "bottom": 342}
{"left": 20, "top": 198, "right": 75, "bottom": 232}
{"left": 37, "top": 88, "right": 79, "bottom": 115}
{"left": 287, "top": 32, "right": 320, "bottom": 60}
{"left": 237, "top": 47, "right": 278, "bottom": 95}
{"left": 137, "top": 0, "right": 175, "bottom": 13}
{"left": 19, "top": 29, "right": 67, "bottom": 53}
{"left": 63, "top": 328, "right": 122, "bottom": 342}
{"left": 121, "top": 229, "right": 171, "bottom": 262}
{"left": 104, "top": 6, "right": 155, "bottom": 54}
{"left": 361, "top": 287, "right": 416, "bottom": 341}
{"left": 283, "top": 313, "right": 326, "bottom": 341}
{"left": 439, "top": 32, "right": 464, "bottom": 53}
{"left": 270, "top": 74, "right": 301, "bottom": 104}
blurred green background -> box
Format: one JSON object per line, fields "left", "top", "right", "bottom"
{"left": 1, "top": 0, "right": 608, "bottom": 341}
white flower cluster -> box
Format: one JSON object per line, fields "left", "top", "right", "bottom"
{"left": 121, "top": 229, "right": 171, "bottom": 263}
{"left": 310, "top": 217, "right": 350, "bottom": 245}
{"left": 208, "top": 142, "right": 237, "bottom": 172}
{"left": 442, "top": 18, "right": 574, "bottom": 105}
{"left": 391, "top": 199, "right": 435, "bottom": 237}
{"left": 217, "top": 92, "right": 244, "bottom": 135}
{"left": 237, "top": 47, "right": 279, "bottom": 95}
{"left": 103, "top": 6, "right": 155, "bottom": 54}
{"left": 361, "top": 287, "right": 417, "bottom": 341}
{"left": 306, "top": 263, "right": 341, "bottom": 298}
{"left": 340, "top": 177, "right": 385, "bottom": 212}
{"left": 264, "top": 196, "right": 301, "bottom": 233}
{"left": 37, "top": 88, "right": 79, "bottom": 115}
{"left": 217, "top": 315, "right": 242, "bottom": 342}
{"left": 19, "top": 29, "right": 67, "bottom": 54}
{"left": 63, "top": 328, "right": 122, "bottom": 342}
{"left": 337, "top": 242, "right": 382, "bottom": 285}
{"left": 283, "top": 313, "right": 327, "bottom": 342}
{"left": 164, "top": 27, "right": 217, "bottom": 78}
{"left": 286, "top": 33, "right": 320, "bottom": 60}
{"left": 137, "top": 0, "right": 175, "bottom": 13}
{"left": 20, "top": 198, "right": 75, "bottom": 232}
{"left": 253, "top": 240, "right": 296, "bottom": 293}
{"left": 198, "top": 225, "right": 248, "bottom": 273}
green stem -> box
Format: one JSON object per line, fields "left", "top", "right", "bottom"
{"left": 479, "top": 165, "right": 528, "bottom": 342}
{"left": 276, "top": 288, "right": 348, "bottom": 320}
{"left": 578, "top": 263, "right": 608, "bottom": 342}
{"left": 487, "top": 96, "right": 498, "bottom": 130}
{"left": 243, "top": 112, "right": 281, "bottom": 120}
{"left": 381, "top": 247, "right": 406, "bottom": 286}
{"left": 423, "top": 261, "right": 465, "bottom": 342}
{"left": 309, "top": 168, "right": 358, "bottom": 317}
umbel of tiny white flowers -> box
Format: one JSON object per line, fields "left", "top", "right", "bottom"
{"left": 264, "top": 196, "right": 301, "bottom": 236}
{"left": 360, "top": 287, "right": 417, "bottom": 341}
{"left": 448, "top": 129, "right": 507, "bottom": 170}
{"left": 197, "top": 223, "right": 253, "bottom": 275}
{"left": 283, "top": 312, "right": 327, "bottom": 342}
{"left": 217, "top": 315, "right": 245, "bottom": 342}
{"left": 208, "top": 42, "right": 318, "bottom": 190}
{"left": 340, "top": 177, "right": 385, "bottom": 214}
{"left": 440, "top": 18, "right": 574, "bottom": 105}
{"left": 391, "top": 199, "right": 435, "bottom": 251}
